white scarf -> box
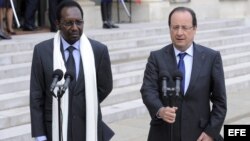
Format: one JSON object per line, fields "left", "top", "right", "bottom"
{"left": 52, "top": 31, "right": 98, "bottom": 141}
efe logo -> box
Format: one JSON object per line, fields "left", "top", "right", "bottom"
{"left": 228, "top": 129, "right": 246, "bottom": 136}
{"left": 224, "top": 125, "right": 249, "bottom": 140}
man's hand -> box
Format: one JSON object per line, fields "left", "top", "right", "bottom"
{"left": 197, "top": 132, "right": 213, "bottom": 141}
{"left": 158, "top": 106, "right": 178, "bottom": 123}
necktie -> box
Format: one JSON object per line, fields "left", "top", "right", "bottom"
{"left": 178, "top": 53, "right": 187, "bottom": 94}
{"left": 66, "top": 46, "right": 76, "bottom": 82}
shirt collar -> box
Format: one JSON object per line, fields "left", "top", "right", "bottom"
{"left": 61, "top": 37, "right": 80, "bottom": 51}
{"left": 173, "top": 44, "right": 194, "bottom": 57}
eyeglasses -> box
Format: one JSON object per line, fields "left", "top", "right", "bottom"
{"left": 60, "top": 19, "right": 84, "bottom": 27}
{"left": 170, "top": 25, "right": 193, "bottom": 32}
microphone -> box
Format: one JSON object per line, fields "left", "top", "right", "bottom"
{"left": 50, "top": 69, "right": 63, "bottom": 92}
{"left": 159, "top": 71, "right": 170, "bottom": 97}
{"left": 61, "top": 71, "right": 74, "bottom": 93}
{"left": 173, "top": 70, "right": 183, "bottom": 97}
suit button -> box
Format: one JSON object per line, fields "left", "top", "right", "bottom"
{"left": 73, "top": 115, "right": 77, "bottom": 119}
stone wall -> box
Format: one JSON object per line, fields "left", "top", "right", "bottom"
{"left": 111, "top": 0, "right": 250, "bottom": 23}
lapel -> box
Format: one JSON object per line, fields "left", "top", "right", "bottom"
{"left": 185, "top": 43, "right": 205, "bottom": 95}
{"left": 163, "top": 44, "right": 178, "bottom": 77}
{"left": 60, "top": 41, "right": 66, "bottom": 63}
{"left": 73, "top": 59, "right": 85, "bottom": 95}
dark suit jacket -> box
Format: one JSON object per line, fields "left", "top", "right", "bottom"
{"left": 30, "top": 37, "right": 114, "bottom": 141}
{"left": 140, "top": 43, "right": 227, "bottom": 141}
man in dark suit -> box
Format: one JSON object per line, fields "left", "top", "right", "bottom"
{"left": 140, "top": 7, "right": 227, "bottom": 141}
{"left": 30, "top": 1, "right": 114, "bottom": 141}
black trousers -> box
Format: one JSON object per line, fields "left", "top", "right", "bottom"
{"left": 48, "top": 0, "right": 69, "bottom": 31}
{"left": 23, "top": 0, "right": 39, "bottom": 28}
{"left": 101, "top": 2, "right": 112, "bottom": 23}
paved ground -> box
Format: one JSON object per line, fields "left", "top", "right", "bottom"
{"left": 108, "top": 87, "right": 250, "bottom": 141}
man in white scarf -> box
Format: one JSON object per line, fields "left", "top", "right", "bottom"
{"left": 30, "top": 1, "right": 114, "bottom": 141}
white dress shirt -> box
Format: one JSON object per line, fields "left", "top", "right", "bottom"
{"left": 173, "top": 44, "right": 193, "bottom": 94}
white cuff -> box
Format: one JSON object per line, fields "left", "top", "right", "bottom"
{"left": 35, "top": 136, "right": 47, "bottom": 141}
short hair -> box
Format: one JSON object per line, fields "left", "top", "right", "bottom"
{"left": 168, "top": 7, "right": 197, "bottom": 27}
{"left": 56, "top": 0, "right": 84, "bottom": 21}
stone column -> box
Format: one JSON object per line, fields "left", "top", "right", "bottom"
{"left": 113, "top": 0, "right": 170, "bottom": 23}
{"left": 75, "top": 0, "right": 96, "bottom": 6}
{"left": 245, "top": 0, "right": 250, "bottom": 24}
{"left": 75, "top": 0, "right": 102, "bottom": 29}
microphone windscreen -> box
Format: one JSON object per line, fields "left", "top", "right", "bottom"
{"left": 53, "top": 69, "right": 63, "bottom": 81}
{"left": 64, "top": 70, "right": 74, "bottom": 81}
{"left": 173, "top": 70, "right": 183, "bottom": 80}
{"left": 159, "top": 71, "right": 170, "bottom": 80}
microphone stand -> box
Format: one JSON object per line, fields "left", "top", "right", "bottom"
{"left": 167, "top": 88, "right": 175, "bottom": 141}
{"left": 163, "top": 86, "right": 175, "bottom": 141}
{"left": 52, "top": 85, "right": 66, "bottom": 141}
{"left": 167, "top": 83, "right": 181, "bottom": 141}
{"left": 160, "top": 73, "right": 178, "bottom": 141}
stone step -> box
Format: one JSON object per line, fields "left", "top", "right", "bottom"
{"left": 0, "top": 124, "right": 32, "bottom": 141}
{"left": 103, "top": 76, "right": 250, "bottom": 126}
{"left": 222, "top": 51, "right": 250, "bottom": 66}
{"left": 225, "top": 73, "right": 250, "bottom": 93}
{"left": 0, "top": 91, "right": 28, "bottom": 111}
{"left": 0, "top": 106, "right": 30, "bottom": 130}
{"left": 0, "top": 30, "right": 250, "bottom": 68}
{"left": 195, "top": 25, "right": 250, "bottom": 40}
{"left": 101, "top": 84, "right": 142, "bottom": 106}
{"left": 113, "top": 70, "right": 144, "bottom": 88}
{"left": 1, "top": 49, "right": 250, "bottom": 95}
{"left": 112, "top": 50, "right": 250, "bottom": 88}
{"left": 0, "top": 70, "right": 250, "bottom": 139}
{"left": 1, "top": 58, "right": 250, "bottom": 111}
{"left": 199, "top": 33, "right": 250, "bottom": 47}
{"left": 112, "top": 59, "right": 146, "bottom": 75}
{"left": 110, "top": 40, "right": 250, "bottom": 64}
{"left": 1, "top": 31, "right": 250, "bottom": 68}
{"left": 224, "top": 62, "right": 250, "bottom": 79}
{"left": 110, "top": 45, "right": 154, "bottom": 63}
{"left": 0, "top": 63, "right": 31, "bottom": 79}
{"left": 102, "top": 99, "right": 147, "bottom": 123}
{"left": 1, "top": 39, "right": 250, "bottom": 80}
{"left": 0, "top": 99, "right": 146, "bottom": 130}
{"left": 111, "top": 40, "right": 250, "bottom": 74}
{"left": 105, "top": 73, "right": 250, "bottom": 124}
{"left": 0, "top": 18, "right": 249, "bottom": 141}
{"left": 0, "top": 76, "right": 29, "bottom": 95}
{"left": 195, "top": 18, "right": 245, "bottom": 30}
{"left": 0, "top": 19, "right": 247, "bottom": 54}
{"left": 105, "top": 29, "right": 250, "bottom": 52}
{"left": 4, "top": 30, "right": 245, "bottom": 67}
{"left": 111, "top": 42, "right": 250, "bottom": 68}
{"left": 1, "top": 68, "right": 250, "bottom": 140}
{"left": 0, "top": 51, "right": 32, "bottom": 66}
{"left": 215, "top": 42, "right": 250, "bottom": 56}
{"left": 110, "top": 38, "right": 250, "bottom": 65}
{"left": 1, "top": 40, "right": 250, "bottom": 80}
{"left": 0, "top": 75, "right": 249, "bottom": 141}
{"left": 0, "top": 83, "right": 141, "bottom": 112}
{"left": 113, "top": 50, "right": 250, "bottom": 87}
{"left": 0, "top": 33, "right": 54, "bottom": 54}
{"left": 106, "top": 61, "right": 250, "bottom": 106}
{"left": 82, "top": 18, "right": 246, "bottom": 42}
{"left": 0, "top": 41, "right": 34, "bottom": 55}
